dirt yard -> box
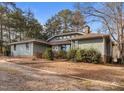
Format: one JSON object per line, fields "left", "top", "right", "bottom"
{"left": 0, "top": 57, "right": 124, "bottom": 90}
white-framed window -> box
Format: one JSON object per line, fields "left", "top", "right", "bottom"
{"left": 67, "top": 36, "right": 70, "bottom": 39}
{"left": 60, "top": 37, "right": 62, "bottom": 40}
{"left": 63, "top": 36, "right": 66, "bottom": 39}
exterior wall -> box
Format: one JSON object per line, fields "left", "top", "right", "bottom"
{"left": 72, "top": 38, "right": 104, "bottom": 55}
{"left": 11, "top": 42, "right": 50, "bottom": 57}
{"left": 33, "top": 43, "right": 49, "bottom": 57}
{"left": 11, "top": 43, "right": 33, "bottom": 56}
{"left": 52, "top": 45, "right": 71, "bottom": 52}
{"left": 71, "top": 38, "right": 109, "bottom": 62}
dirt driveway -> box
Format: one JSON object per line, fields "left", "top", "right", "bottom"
{"left": 0, "top": 57, "right": 124, "bottom": 90}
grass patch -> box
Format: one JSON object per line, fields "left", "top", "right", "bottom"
{"left": 0, "top": 67, "right": 20, "bottom": 74}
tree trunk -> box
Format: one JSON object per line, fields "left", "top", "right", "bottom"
{"left": 0, "top": 24, "right": 3, "bottom": 54}
{"left": 9, "top": 27, "right": 11, "bottom": 43}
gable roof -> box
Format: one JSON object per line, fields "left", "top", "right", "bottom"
{"left": 47, "top": 32, "right": 85, "bottom": 41}
{"left": 9, "top": 39, "right": 50, "bottom": 45}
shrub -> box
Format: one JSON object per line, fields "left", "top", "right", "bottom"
{"left": 67, "top": 48, "right": 101, "bottom": 64}
{"left": 67, "top": 49, "right": 77, "bottom": 61}
{"left": 43, "top": 48, "right": 53, "bottom": 60}
{"left": 85, "top": 48, "right": 101, "bottom": 64}
{"left": 80, "top": 49, "right": 87, "bottom": 62}
{"left": 53, "top": 51, "right": 67, "bottom": 59}
{"left": 75, "top": 49, "right": 82, "bottom": 62}
{"left": 58, "top": 50, "right": 67, "bottom": 59}
{"left": 53, "top": 51, "right": 59, "bottom": 59}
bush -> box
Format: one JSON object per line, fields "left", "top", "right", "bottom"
{"left": 53, "top": 51, "right": 59, "bottom": 59}
{"left": 80, "top": 49, "right": 87, "bottom": 62}
{"left": 58, "top": 50, "right": 67, "bottom": 59}
{"left": 75, "top": 49, "right": 82, "bottom": 62}
{"left": 53, "top": 50, "right": 67, "bottom": 59}
{"left": 67, "top": 48, "right": 101, "bottom": 64}
{"left": 43, "top": 48, "right": 53, "bottom": 60}
{"left": 87, "top": 49, "right": 101, "bottom": 64}
{"left": 67, "top": 49, "right": 77, "bottom": 61}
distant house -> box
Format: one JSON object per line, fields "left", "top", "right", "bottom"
{"left": 9, "top": 27, "right": 112, "bottom": 63}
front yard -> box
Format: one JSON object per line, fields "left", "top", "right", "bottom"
{"left": 17, "top": 59, "right": 124, "bottom": 86}
{"left": 0, "top": 57, "right": 124, "bottom": 90}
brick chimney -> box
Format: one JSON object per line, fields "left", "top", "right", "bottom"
{"left": 84, "top": 26, "right": 91, "bottom": 34}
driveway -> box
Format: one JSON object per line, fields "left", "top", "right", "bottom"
{"left": 0, "top": 58, "right": 124, "bottom": 90}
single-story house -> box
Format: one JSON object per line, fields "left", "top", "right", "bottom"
{"left": 9, "top": 28, "right": 112, "bottom": 63}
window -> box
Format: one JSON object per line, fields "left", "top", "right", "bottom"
{"left": 67, "top": 36, "right": 70, "bottom": 39}
{"left": 14, "top": 45, "right": 16, "bottom": 51}
{"left": 26, "top": 43, "right": 29, "bottom": 50}
{"left": 61, "top": 45, "right": 66, "bottom": 51}
{"left": 60, "top": 37, "right": 62, "bottom": 40}
{"left": 63, "top": 36, "right": 66, "bottom": 39}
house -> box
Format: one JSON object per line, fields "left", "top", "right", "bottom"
{"left": 9, "top": 39, "right": 50, "bottom": 57}
{"left": 48, "top": 32, "right": 111, "bottom": 62}
{"left": 9, "top": 28, "right": 112, "bottom": 63}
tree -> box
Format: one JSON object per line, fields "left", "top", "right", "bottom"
{"left": 71, "top": 10, "right": 85, "bottom": 32}
{"left": 76, "top": 2, "right": 124, "bottom": 63}
{"left": 0, "top": 2, "right": 45, "bottom": 55}
{"left": 58, "top": 9, "right": 72, "bottom": 33}
{"left": 24, "top": 9, "right": 44, "bottom": 40}
{"left": 0, "top": 2, "right": 16, "bottom": 54}
{"left": 45, "top": 9, "right": 86, "bottom": 38}
{"left": 45, "top": 15, "right": 61, "bottom": 37}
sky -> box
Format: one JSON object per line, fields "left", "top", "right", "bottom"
{"left": 16, "top": 2, "right": 101, "bottom": 32}
{"left": 16, "top": 2, "right": 75, "bottom": 24}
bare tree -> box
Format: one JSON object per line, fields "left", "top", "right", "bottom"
{"left": 76, "top": 2, "right": 124, "bottom": 63}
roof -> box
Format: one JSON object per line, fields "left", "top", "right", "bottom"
{"left": 68, "top": 33, "right": 110, "bottom": 40}
{"left": 49, "top": 40, "right": 71, "bottom": 45}
{"left": 47, "top": 32, "right": 85, "bottom": 41}
{"left": 9, "top": 39, "right": 50, "bottom": 45}
{"left": 48, "top": 33, "right": 110, "bottom": 45}
{"left": 8, "top": 33, "right": 110, "bottom": 46}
